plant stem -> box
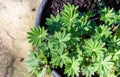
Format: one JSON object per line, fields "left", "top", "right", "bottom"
{"left": 112, "top": 24, "right": 120, "bottom": 32}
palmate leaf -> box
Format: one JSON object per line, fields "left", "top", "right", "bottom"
{"left": 83, "top": 39, "right": 106, "bottom": 61}
{"left": 112, "top": 35, "right": 120, "bottom": 46}
{"left": 61, "top": 3, "right": 79, "bottom": 27}
{"left": 64, "top": 57, "right": 80, "bottom": 77}
{"left": 108, "top": 35, "right": 120, "bottom": 52}
{"left": 75, "top": 15, "right": 91, "bottom": 35}
{"left": 93, "top": 56, "right": 114, "bottom": 77}
{"left": 100, "top": 7, "right": 116, "bottom": 25}
{"left": 25, "top": 51, "right": 45, "bottom": 74}
{"left": 81, "top": 65, "right": 95, "bottom": 77}
{"left": 108, "top": 37, "right": 120, "bottom": 66}
{"left": 86, "top": 10, "right": 96, "bottom": 18}
{"left": 39, "top": 41, "right": 53, "bottom": 57}
{"left": 93, "top": 25, "right": 112, "bottom": 41}
{"left": 50, "top": 48, "right": 69, "bottom": 68}
{"left": 46, "top": 15, "right": 61, "bottom": 32}
{"left": 27, "top": 27, "right": 47, "bottom": 47}
{"left": 53, "top": 31, "right": 71, "bottom": 48}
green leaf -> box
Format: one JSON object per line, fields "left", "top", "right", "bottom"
{"left": 105, "top": 70, "right": 117, "bottom": 77}
{"left": 46, "top": 15, "right": 61, "bottom": 32}
{"left": 81, "top": 65, "right": 95, "bottom": 77}
{"left": 93, "top": 25, "right": 112, "bottom": 41}
{"left": 115, "top": 28, "right": 120, "bottom": 38}
{"left": 83, "top": 39, "right": 106, "bottom": 61}
{"left": 53, "top": 31, "right": 71, "bottom": 48}
{"left": 25, "top": 51, "right": 45, "bottom": 74}
{"left": 112, "top": 35, "right": 120, "bottom": 46}
{"left": 108, "top": 35, "right": 120, "bottom": 53}
{"left": 27, "top": 27, "right": 47, "bottom": 47}
{"left": 76, "top": 44, "right": 83, "bottom": 58}
{"left": 116, "top": 11, "right": 120, "bottom": 24}
{"left": 100, "top": 7, "right": 116, "bottom": 25}
{"left": 112, "top": 50, "right": 120, "bottom": 60}
{"left": 50, "top": 48, "right": 69, "bottom": 68}
{"left": 61, "top": 3, "right": 79, "bottom": 27}
{"left": 64, "top": 57, "right": 80, "bottom": 77}
{"left": 40, "top": 41, "right": 53, "bottom": 57}
{"left": 86, "top": 10, "right": 96, "bottom": 18}
{"left": 93, "top": 56, "right": 114, "bottom": 77}
{"left": 75, "top": 15, "right": 91, "bottom": 35}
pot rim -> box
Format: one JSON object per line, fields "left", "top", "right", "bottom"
{"left": 35, "top": 0, "right": 48, "bottom": 27}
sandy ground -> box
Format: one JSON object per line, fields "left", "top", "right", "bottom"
{"left": 0, "top": 0, "right": 43, "bottom": 77}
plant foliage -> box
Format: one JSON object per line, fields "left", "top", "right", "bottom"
{"left": 26, "top": 3, "right": 120, "bottom": 77}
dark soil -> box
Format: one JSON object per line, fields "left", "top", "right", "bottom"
{"left": 40, "top": 0, "right": 120, "bottom": 26}
{"left": 39, "top": 0, "right": 120, "bottom": 77}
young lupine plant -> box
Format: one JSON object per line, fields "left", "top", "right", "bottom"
{"left": 26, "top": 3, "right": 120, "bottom": 77}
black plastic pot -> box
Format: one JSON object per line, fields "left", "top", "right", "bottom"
{"left": 35, "top": 0, "right": 48, "bottom": 27}
{"left": 35, "top": 0, "right": 62, "bottom": 77}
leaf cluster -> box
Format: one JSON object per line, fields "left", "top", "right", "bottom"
{"left": 27, "top": 3, "right": 120, "bottom": 77}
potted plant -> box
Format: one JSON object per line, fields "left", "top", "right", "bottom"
{"left": 26, "top": 0, "right": 120, "bottom": 77}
